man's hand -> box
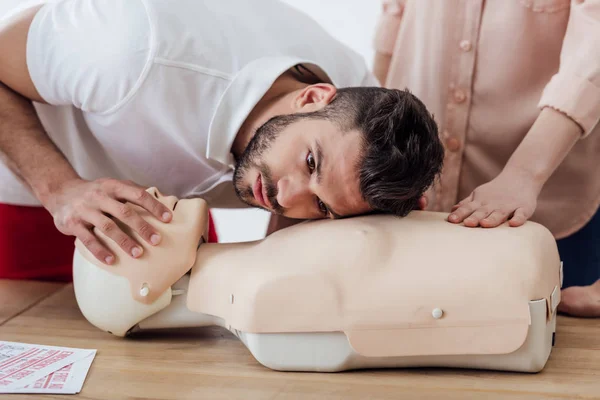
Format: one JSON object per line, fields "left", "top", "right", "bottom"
{"left": 448, "top": 167, "right": 542, "bottom": 228}
{"left": 45, "top": 178, "right": 173, "bottom": 265}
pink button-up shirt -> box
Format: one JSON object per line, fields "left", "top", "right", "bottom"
{"left": 375, "top": 0, "right": 600, "bottom": 238}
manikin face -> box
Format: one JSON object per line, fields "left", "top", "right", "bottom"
{"left": 73, "top": 188, "right": 209, "bottom": 334}
{"left": 106, "top": 188, "right": 207, "bottom": 262}
{"left": 75, "top": 188, "right": 208, "bottom": 304}
{"left": 233, "top": 86, "right": 372, "bottom": 220}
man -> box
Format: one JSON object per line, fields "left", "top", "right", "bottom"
{"left": 0, "top": 0, "right": 444, "bottom": 280}
{"left": 373, "top": 0, "right": 600, "bottom": 316}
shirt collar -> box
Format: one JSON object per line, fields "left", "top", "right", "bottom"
{"left": 206, "top": 56, "right": 334, "bottom": 169}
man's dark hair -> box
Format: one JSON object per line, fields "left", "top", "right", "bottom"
{"left": 301, "top": 87, "right": 444, "bottom": 216}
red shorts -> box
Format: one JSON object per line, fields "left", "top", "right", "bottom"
{"left": 0, "top": 203, "right": 218, "bottom": 282}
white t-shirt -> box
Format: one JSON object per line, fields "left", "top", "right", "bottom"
{"left": 0, "top": 0, "right": 377, "bottom": 207}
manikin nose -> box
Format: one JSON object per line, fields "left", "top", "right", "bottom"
{"left": 276, "top": 177, "right": 310, "bottom": 208}
{"left": 162, "top": 195, "right": 179, "bottom": 210}
{"left": 149, "top": 187, "right": 178, "bottom": 210}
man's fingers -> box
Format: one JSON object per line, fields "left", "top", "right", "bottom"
{"left": 111, "top": 182, "right": 172, "bottom": 222}
{"left": 480, "top": 210, "right": 510, "bottom": 228}
{"left": 75, "top": 227, "right": 115, "bottom": 265}
{"left": 103, "top": 200, "right": 162, "bottom": 246}
{"left": 509, "top": 208, "right": 530, "bottom": 227}
{"left": 88, "top": 212, "right": 144, "bottom": 258}
{"left": 463, "top": 208, "right": 492, "bottom": 227}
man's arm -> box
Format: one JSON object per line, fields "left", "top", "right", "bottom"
{"left": 0, "top": 7, "right": 73, "bottom": 201}
{"left": 0, "top": 6, "right": 172, "bottom": 264}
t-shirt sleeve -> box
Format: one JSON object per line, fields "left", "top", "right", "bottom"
{"left": 26, "top": 0, "right": 153, "bottom": 114}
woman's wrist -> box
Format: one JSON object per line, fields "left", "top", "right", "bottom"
{"left": 502, "top": 107, "right": 582, "bottom": 190}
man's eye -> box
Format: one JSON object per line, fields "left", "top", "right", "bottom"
{"left": 306, "top": 152, "right": 315, "bottom": 172}
{"left": 317, "top": 198, "right": 328, "bottom": 215}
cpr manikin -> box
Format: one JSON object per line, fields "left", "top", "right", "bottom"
{"left": 73, "top": 188, "right": 562, "bottom": 373}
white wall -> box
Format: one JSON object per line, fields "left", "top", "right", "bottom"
{"left": 0, "top": 0, "right": 381, "bottom": 243}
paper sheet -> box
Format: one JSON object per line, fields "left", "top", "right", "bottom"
{"left": 14, "top": 352, "right": 96, "bottom": 394}
{"left": 0, "top": 341, "right": 96, "bottom": 394}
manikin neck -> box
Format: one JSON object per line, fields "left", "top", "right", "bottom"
{"left": 134, "top": 273, "right": 223, "bottom": 332}
{"left": 133, "top": 241, "right": 257, "bottom": 332}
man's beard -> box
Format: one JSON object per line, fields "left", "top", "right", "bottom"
{"left": 233, "top": 115, "right": 292, "bottom": 214}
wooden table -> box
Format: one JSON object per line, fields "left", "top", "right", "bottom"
{"left": 1, "top": 280, "right": 599, "bottom": 399}
{"left": 0, "top": 280, "right": 64, "bottom": 325}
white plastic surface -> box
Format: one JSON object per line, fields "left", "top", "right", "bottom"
{"left": 72, "top": 249, "right": 172, "bottom": 337}
{"left": 136, "top": 275, "right": 224, "bottom": 330}
{"left": 134, "top": 297, "right": 555, "bottom": 373}
{"left": 234, "top": 299, "right": 555, "bottom": 373}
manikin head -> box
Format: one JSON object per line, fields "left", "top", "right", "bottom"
{"left": 73, "top": 188, "right": 208, "bottom": 336}
{"left": 233, "top": 84, "right": 444, "bottom": 220}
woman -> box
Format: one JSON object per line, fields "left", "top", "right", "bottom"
{"left": 373, "top": 0, "right": 600, "bottom": 317}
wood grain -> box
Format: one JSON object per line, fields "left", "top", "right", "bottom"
{"left": 1, "top": 283, "right": 599, "bottom": 399}
{"left": 0, "top": 279, "right": 65, "bottom": 325}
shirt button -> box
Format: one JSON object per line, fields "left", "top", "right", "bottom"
{"left": 454, "top": 90, "right": 466, "bottom": 103}
{"left": 446, "top": 137, "right": 461, "bottom": 152}
{"left": 459, "top": 40, "right": 472, "bottom": 52}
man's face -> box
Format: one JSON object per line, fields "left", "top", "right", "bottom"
{"left": 233, "top": 117, "right": 372, "bottom": 220}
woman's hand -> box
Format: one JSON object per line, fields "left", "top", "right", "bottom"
{"left": 448, "top": 167, "right": 542, "bottom": 228}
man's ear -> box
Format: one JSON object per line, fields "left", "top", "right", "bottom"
{"left": 293, "top": 83, "right": 337, "bottom": 112}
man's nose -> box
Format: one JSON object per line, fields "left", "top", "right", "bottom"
{"left": 276, "top": 176, "right": 310, "bottom": 209}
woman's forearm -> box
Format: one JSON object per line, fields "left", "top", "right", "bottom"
{"left": 503, "top": 107, "right": 582, "bottom": 190}
{"left": 373, "top": 51, "right": 392, "bottom": 86}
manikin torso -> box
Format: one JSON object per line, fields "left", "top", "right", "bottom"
{"left": 187, "top": 212, "right": 557, "bottom": 336}
{"left": 73, "top": 188, "right": 561, "bottom": 372}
